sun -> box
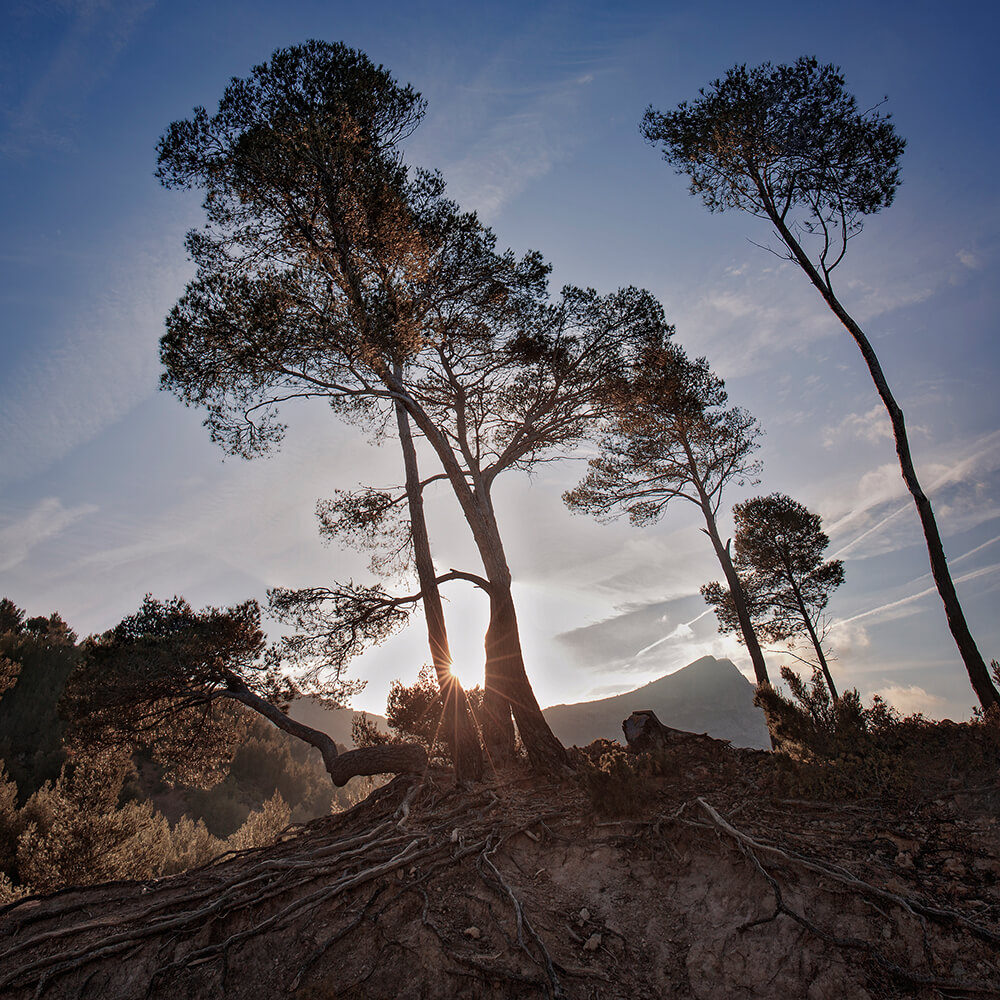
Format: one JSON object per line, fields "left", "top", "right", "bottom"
{"left": 449, "top": 660, "right": 484, "bottom": 692}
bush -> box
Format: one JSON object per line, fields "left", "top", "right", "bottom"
{"left": 573, "top": 739, "right": 666, "bottom": 817}
{"left": 756, "top": 665, "right": 1000, "bottom": 801}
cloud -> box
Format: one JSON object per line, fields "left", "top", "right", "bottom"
{"left": 957, "top": 249, "right": 982, "bottom": 270}
{"left": 822, "top": 405, "right": 893, "bottom": 450}
{"left": 632, "top": 609, "right": 711, "bottom": 659}
{"left": 825, "top": 429, "right": 1000, "bottom": 560}
{"left": 0, "top": 234, "right": 190, "bottom": 489}
{"left": 438, "top": 69, "right": 597, "bottom": 219}
{"left": 868, "top": 683, "right": 946, "bottom": 716}
{"left": 0, "top": 496, "right": 97, "bottom": 571}
{"left": 832, "top": 561, "right": 1000, "bottom": 630}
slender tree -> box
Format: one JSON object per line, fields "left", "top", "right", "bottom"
{"left": 64, "top": 596, "right": 427, "bottom": 788}
{"left": 702, "top": 493, "right": 844, "bottom": 700}
{"left": 641, "top": 57, "right": 999, "bottom": 710}
{"left": 158, "top": 41, "right": 661, "bottom": 769}
{"left": 565, "top": 341, "right": 771, "bottom": 686}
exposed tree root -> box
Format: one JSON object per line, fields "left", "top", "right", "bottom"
{"left": 692, "top": 797, "right": 1000, "bottom": 996}
{"left": 1, "top": 763, "right": 998, "bottom": 999}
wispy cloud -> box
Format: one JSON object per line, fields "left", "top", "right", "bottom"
{"left": 0, "top": 235, "right": 190, "bottom": 489}
{"left": 832, "top": 561, "right": 1000, "bottom": 630}
{"left": 826, "top": 429, "right": 1000, "bottom": 560}
{"left": 822, "top": 404, "right": 893, "bottom": 450}
{"left": 0, "top": 496, "right": 97, "bottom": 571}
{"left": 2, "top": 0, "right": 155, "bottom": 156}
{"left": 868, "top": 683, "right": 946, "bottom": 715}
{"left": 443, "top": 70, "right": 598, "bottom": 219}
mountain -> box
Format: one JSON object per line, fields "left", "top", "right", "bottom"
{"left": 542, "top": 655, "right": 771, "bottom": 749}
{"left": 289, "top": 655, "right": 770, "bottom": 751}
{"left": 287, "top": 699, "right": 389, "bottom": 749}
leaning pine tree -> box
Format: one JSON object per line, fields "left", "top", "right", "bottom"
{"left": 565, "top": 339, "right": 771, "bottom": 688}
{"left": 641, "top": 57, "right": 999, "bottom": 711}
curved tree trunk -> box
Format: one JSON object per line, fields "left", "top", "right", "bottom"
{"left": 702, "top": 507, "right": 770, "bottom": 687}
{"left": 223, "top": 678, "right": 427, "bottom": 787}
{"left": 769, "top": 214, "right": 1000, "bottom": 712}
{"left": 482, "top": 587, "right": 567, "bottom": 773}
{"left": 394, "top": 395, "right": 483, "bottom": 782}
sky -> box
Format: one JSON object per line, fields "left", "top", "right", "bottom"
{"left": 2, "top": 0, "right": 999, "bottom": 721}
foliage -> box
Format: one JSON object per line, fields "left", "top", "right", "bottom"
{"left": 16, "top": 747, "right": 170, "bottom": 894}
{"left": 573, "top": 739, "right": 666, "bottom": 817}
{"left": 352, "top": 665, "right": 485, "bottom": 765}
{"left": 565, "top": 341, "right": 760, "bottom": 526}
{"left": 702, "top": 493, "right": 844, "bottom": 693}
{"left": 641, "top": 56, "right": 904, "bottom": 279}
{"left": 63, "top": 596, "right": 306, "bottom": 787}
{"left": 0, "top": 598, "right": 26, "bottom": 635}
{"left": 1, "top": 741, "right": 297, "bottom": 897}
{"left": 564, "top": 339, "right": 771, "bottom": 686}
{"left": 0, "top": 600, "right": 80, "bottom": 797}
{"left": 756, "top": 666, "right": 1000, "bottom": 801}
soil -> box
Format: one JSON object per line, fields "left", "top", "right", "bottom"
{"left": 1, "top": 729, "right": 998, "bottom": 999}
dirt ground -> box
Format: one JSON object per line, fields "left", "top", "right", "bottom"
{"left": 2, "top": 731, "right": 998, "bottom": 999}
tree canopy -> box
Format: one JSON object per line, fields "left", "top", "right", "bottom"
{"left": 64, "top": 596, "right": 426, "bottom": 788}
{"left": 156, "top": 39, "right": 669, "bottom": 770}
{"left": 702, "top": 493, "right": 844, "bottom": 700}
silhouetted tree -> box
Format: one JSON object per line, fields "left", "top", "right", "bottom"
{"left": 157, "top": 41, "right": 658, "bottom": 770}
{"left": 0, "top": 599, "right": 26, "bottom": 636}
{"left": 565, "top": 341, "right": 771, "bottom": 686}
{"left": 0, "top": 602, "right": 79, "bottom": 795}
{"left": 64, "top": 596, "right": 426, "bottom": 788}
{"left": 642, "top": 57, "right": 999, "bottom": 711}
{"left": 702, "top": 493, "right": 844, "bottom": 700}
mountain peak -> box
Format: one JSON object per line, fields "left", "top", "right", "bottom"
{"left": 543, "top": 654, "right": 769, "bottom": 749}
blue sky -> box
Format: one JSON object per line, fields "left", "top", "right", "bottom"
{"left": 2, "top": 0, "right": 998, "bottom": 719}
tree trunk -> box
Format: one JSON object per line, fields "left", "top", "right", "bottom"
{"left": 768, "top": 213, "right": 1000, "bottom": 712}
{"left": 483, "top": 587, "right": 568, "bottom": 773}
{"left": 787, "top": 576, "right": 839, "bottom": 702}
{"left": 223, "top": 680, "right": 427, "bottom": 788}
{"left": 382, "top": 377, "right": 567, "bottom": 770}
{"left": 703, "top": 508, "right": 770, "bottom": 687}
{"left": 394, "top": 393, "right": 483, "bottom": 782}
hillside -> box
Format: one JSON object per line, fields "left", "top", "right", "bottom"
{"left": 543, "top": 655, "right": 770, "bottom": 749}
{"left": 3, "top": 722, "right": 998, "bottom": 999}
{"left": 287, "top": 698, "right": 389, "bottom": 748}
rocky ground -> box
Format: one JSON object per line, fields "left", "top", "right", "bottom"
{"left": 1, "top": 726, "right": 998, "bottom": 999}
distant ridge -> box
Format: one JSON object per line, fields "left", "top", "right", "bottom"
{"left": 289, "top": 655, "right": 770, "bottom": 751}
{"left": 543, "top": 655, "right": 770, "bottom": 749}
{"left": 287, "top": 699, "right": 389, "bottom": 750}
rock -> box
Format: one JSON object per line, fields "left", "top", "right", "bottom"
{"left": 942, "top": 857, "right": 966, "bottom": 876}
{"left": 463, "top": 926, "right": 481, "bottom": 940}
{"left": 583, "top": 933, "right": 602, "bottom": 951}
{"left": 579, "top": 907, "right": 591, "bottom": 923}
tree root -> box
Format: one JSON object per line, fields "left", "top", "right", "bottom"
{"left": 476, "top": 830, "right": 565, "bottom": 999}
{"left": 693, "top": 797, "right": 1000, "bottom": 995}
